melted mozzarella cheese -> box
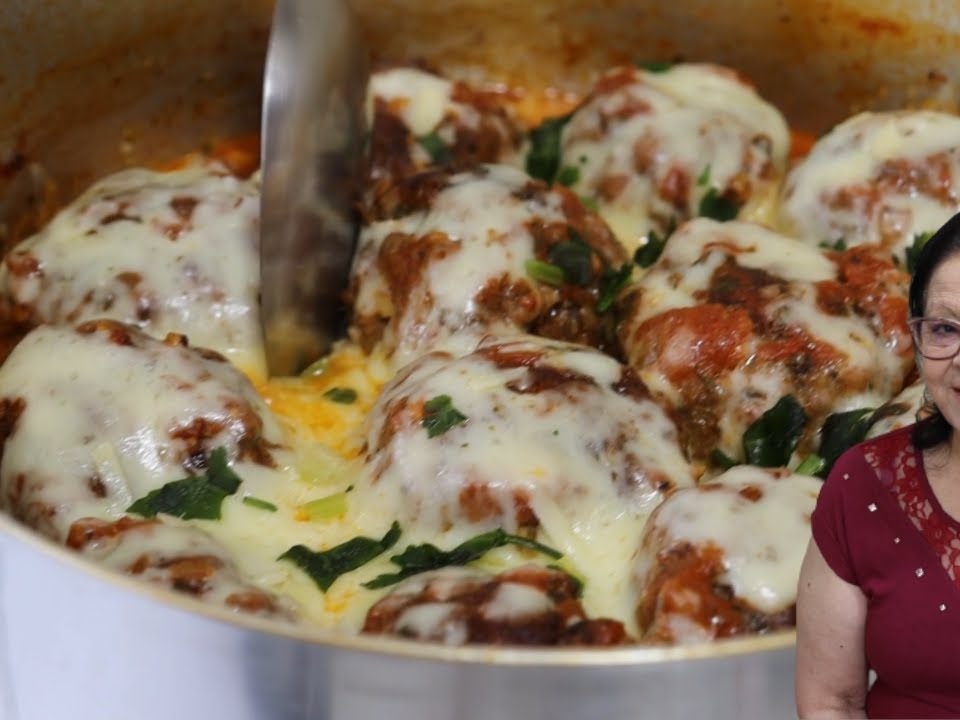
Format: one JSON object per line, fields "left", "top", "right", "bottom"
{"left": 0, "top": 161, "right": 265, "bottom": 379}
{"left": 368, "top": 68, "right": 455, "bottom": 137}
{"left": 0, "top": 323, "right": 291, "bottom": 541}
{"left": 561, "top": 64, "right": 789, "bottom": 253}
{"left": 362, "top": 335, "right": 696, "bottom": 628}
{"left": 866, "top": 380, "right": 926, "bottom": 438}
{"left": 634, "top": 466, "right": 820, "bottom": 621}
{"left": 623, "top": 218, "right": 911, "bottom": 459}
{"left": 780, "top": 111, "right": 960, "bottom": 259}
{"left": 352, "top": 164, "right": 567, "bottom": 366}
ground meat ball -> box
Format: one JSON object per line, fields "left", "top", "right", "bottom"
{"left": 0, "top": 321, "right": 290, "bottom": 542}
{"left": 363, "top": 565, "right": 628, "bottom": 646}
{"left": 780, "top": 111, "right": 960, "bottom": 265}
{"left": 619, "top": 218, "right": 912, "bottom": 464}
{"left": 349, "top": 164, "right": 628, "bottom": 366}
{"left": 365, "top": 65, "right": 523, "bottom": 187}
{"left": 361, "top": 334, "right": 696, "bottom": 620}
{"left": 553, "top": 63, "right": 788, "bottom": 255}
{"left": 0, "top": 160, "right": 265, "bottom": 377}
{"left": 632, "top": 466, "right": 820, "bottom": 644}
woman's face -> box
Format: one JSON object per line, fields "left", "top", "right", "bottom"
{"left": 920, "top": 252, "right": 960, "bottom": 435}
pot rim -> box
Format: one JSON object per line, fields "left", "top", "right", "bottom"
{"left": 0, "top": 510, "right": 795, "bottom": 665}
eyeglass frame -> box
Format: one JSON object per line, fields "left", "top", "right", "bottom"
{"left": 907, "top": 316, "right": 960, "bottom": 360}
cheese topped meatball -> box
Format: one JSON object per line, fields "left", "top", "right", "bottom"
{"left": 350, "top": 164, "right": 627, "bottom": 365}
{"left": 865, "top": 379, "right": 926, "bottom": 439}
{"left": 780, "top": 111, "right": 960, "bottom": 262}
{"left": 67, "top": 516, "right": 292, "bottom": 619}
{"left": 632, "top": 465, "right": 820, "bottom": 644}
{"left": 619, "top": 218, "right": 913, "bottom": 462}
{"left": 0, "top": 320, "right": 290, "bottom": 542}
{"left": 557, "top": 64, "right": 789, "bottom": 254}
{"left": 0, "top": 161, "right": 264, "bottom": 377}
{"left": 362, "top": 565, "right": 628, "bottom": 646}
{"left": 367, "top": 66, "right": 522, "bottom": 184}
{"left": 361, "top": 334, "right": 697, "bottom": 622}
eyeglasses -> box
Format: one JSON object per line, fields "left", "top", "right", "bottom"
{"left": 908, "top": 317, "right": 960, "bottom": 360}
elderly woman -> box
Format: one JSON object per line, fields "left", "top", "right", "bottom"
{"left": 796, "top": 212, "right": 960, "bottom": 718}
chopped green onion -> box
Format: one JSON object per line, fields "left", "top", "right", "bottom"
{"left": 596, "top": 263, "right": 632, "bottom": 313}
{"left": 323, "top": 387, "right": 357, "bottom": 404}
{"left": 525, "top": 259, "right": 565, "bottom": 286}
{"left": 638, "top": 61, "right": 673, "bottom": 73}
{"left": 697, "top": 164, "right": 711, "bottom": 187}
{"left": 698, "top": 187, "right": 740, "bottom": 222}
{"left": 418, "top": 132, "right": 451, "bottom": 164}
{"left": 242, "top": 495, "right": 278, "bottom": 512}
{"left": 580, "top": 196, "right": 600, "bottom": 212}
{"left": 794, "top": 455, "right": 826, "bottom": 476}
{"left": 298, "top": 488, "right": 352, "bottom": 521}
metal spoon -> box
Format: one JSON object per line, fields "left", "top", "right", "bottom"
{"left": 259, "top": 0, "right": 368, "bottom": 376}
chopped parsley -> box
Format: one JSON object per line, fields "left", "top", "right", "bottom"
{"left": 547, "top": 232, "right": 594, "bottom": 286}
{"left": 819, "top": 237, "right": 847, "bottom": 252}
{"left": 638, "top": 60, "right": 673, "bottom": 73}
{"left": 422, "top": 395, "right": 468, "bottom": 438}
{"left": 634, "top": 227, "right": 671, "bottom": 268}
{"left": 525, "top": 113, "right": 574, "bottom": 183}
{"left": 363, "top": 528, "right": 563, "bottom": 589}
{"left": 127, "top": 447, "right": 241, "bottom": 521}
{"left": 556, "top": 165, "right": 581, "bottom": 187}
{"left": 418, "top": 132, "right": 452, "bottom": 164}
{"left": 743, "top": 395, "right": 807, "bottom": 467}
{"left": 596, "top": 263, "right": 633, "bottom": 313}
{"left": 525, "top": 258, "right": 566, "bottom": 286}
{"left": 323, "top": 387, "right": 357, "bottom": 404}
{"left": 242, "top": 495, "right": 278, "bottom": 512}
{"left": 698, "top": 187, "right": 740, "bottom": 222}
{"left": 906, "top": 231, "right": 934, "bottom": 274}
{"left": 279, "top": 522, "right": 401, "bottom": 592}
{"left": 817, "top": 407, "right": 876, "bottom": 477}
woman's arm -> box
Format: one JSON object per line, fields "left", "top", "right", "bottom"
{"left": 795, "top": 538, "right": 869, "bottom": 719}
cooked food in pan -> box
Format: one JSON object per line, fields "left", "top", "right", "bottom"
{"left": 0, "top": 60, "right": 946, "bottom": 646}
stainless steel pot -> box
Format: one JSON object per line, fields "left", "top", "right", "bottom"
{"left": 1, "top": 2, "right": 957, "bottom": 718}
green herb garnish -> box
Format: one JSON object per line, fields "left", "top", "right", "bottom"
{"left": 580, "top": 196, "right": 600, "bottom": 212}
{"left": 634, "top": 228, "right": 670, "bottom": 268}
{"left": 418, "top": 132, "right": 451, "bottom": 164}
{"left": 298, "top": 487, "right": 352, "bottom": 521}
{"left": 742, "top": 395, "right": 807, "bottom": 468}
{"left": 710, "top": 448, "right": 739, "bottom": 470}
{"left": 698, "top": 187, "right": 740, "bottom": 222}
{"left": 362, "top": 528, "right": 562, "bottom": 589}
{"left": 817, "top": 407, "right": 876, "bottom": 477}
{"left": 547, "top": 563, "right": 585, "bottom": 597}
{"left": 556, "top": 165, "right": 581, "bottom": 187}
{"left": 242, "top": 495, "right": 278, "bottom": 512}
{"left": 697, "top": 164, "right": 712, "bottom": 187}
{"left": 548, "top": 233, "right": 594, "bottom": 286}
{"left": 819, "top": 237, "right": 847, "bottom": 252}
{"left": 526, "top": 113, "right": 574, "bottom": 183}
{"left": 794, "top": 455, "right": 826, "bottom": 476}
{"left": 525, "top": 259, "right": 566, "bottom": 286}
{"left": 422, "top": 395, "right": 468, "bottom": 438}
{"left": 638, "top": 60, "right": 673, "bottom": 73}
{"left": 279, "top": 521, "right": 401, "bottom": 592}
{"left": 324, "top": 387, "right": 358, "bottom": 404}
{"left": 597, "top": 263, "right": 633, "bottom": 313}
{"left": 127, "top": 447, "right": 241, "bottom": 521}
{"left": 906, "top": 231, "right": 934, "bottom": 274}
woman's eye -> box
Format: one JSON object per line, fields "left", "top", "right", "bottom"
{"left": 931, "top": 322, "right": 958, "bottom": 337}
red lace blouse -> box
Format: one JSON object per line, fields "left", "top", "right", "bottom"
{"left": 812, "top": 425, "right": 960, "bottom": 718}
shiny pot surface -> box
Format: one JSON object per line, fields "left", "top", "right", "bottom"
{"left": 1, "top": 1, "right": 958, "bottom": 718}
